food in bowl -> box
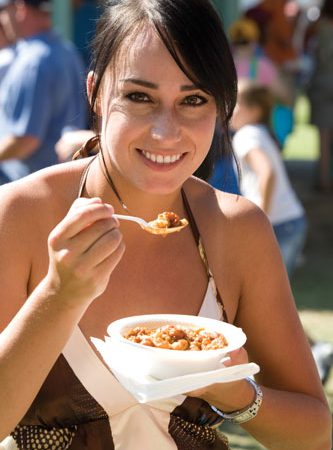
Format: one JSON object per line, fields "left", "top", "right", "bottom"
{"left": 124, "top": 324, "right": 228, "bottom": 351}
{"left": 107, "top": 314, "right": 247, "bottom": 379}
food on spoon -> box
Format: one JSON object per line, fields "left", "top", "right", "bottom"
{"left": 148, "top": 211, "right": 188, "bottom": 230}
{"left": 123, "top": 324, "right": 228, "bottom": 351}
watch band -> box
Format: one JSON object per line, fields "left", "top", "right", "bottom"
{"left": 210, "top": 377, "right": 263, "bottom": 424}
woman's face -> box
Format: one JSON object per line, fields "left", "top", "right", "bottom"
{"left": 95, "top": 26, "right": 217, "bottom": 195}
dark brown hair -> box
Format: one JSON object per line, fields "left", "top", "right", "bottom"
{"left": 90, "top": 0, "right": 238, "bottom": 178}
{"left": 238, "top": 82, "right": 274, "bottom": 126}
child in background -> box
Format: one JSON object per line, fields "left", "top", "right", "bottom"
{"left": 231, "top": 80, "right": 333, "bottom": 384}
{"left": 231, "top": 79, "right": 307, "bottom": 277}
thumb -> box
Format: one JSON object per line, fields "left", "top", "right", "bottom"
{"left": 223, "top": 347, "right": 249, "bottom": 367}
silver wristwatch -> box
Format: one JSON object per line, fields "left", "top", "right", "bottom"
{"left": 211, "top": 377, "right": 263, "bottom": 424}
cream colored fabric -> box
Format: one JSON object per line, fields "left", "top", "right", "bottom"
{"left": 61, "top": 279, "right": 223, "bottom": 450}
{"left": 0, "top": 436, "right": 19, "bottom": 450}
{"left": 63, "top": 326, "right": 180, "bottom": 450}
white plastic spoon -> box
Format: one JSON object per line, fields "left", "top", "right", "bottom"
{"left": 114, "top": 213, "right": 188, "bottom": 236}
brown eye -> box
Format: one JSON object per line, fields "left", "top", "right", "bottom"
{"left": 183, "top": 95, "right": 207, "bottom": 107}
{"left": 126, "top": 92, "right": 151, "bottom": 103}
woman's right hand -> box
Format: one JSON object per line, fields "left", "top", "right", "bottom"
{"left": 45, "top": 197, "right": 125, "bottom": 307}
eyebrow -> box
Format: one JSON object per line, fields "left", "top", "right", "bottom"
{"left": 120, "top": 78, "right": 200, "bottom": 91}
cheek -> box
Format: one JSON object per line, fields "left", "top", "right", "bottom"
{"left": 193, "top": 114, "right": 217, "bottom": 149}
{"left": 102, "top": 111, "right": 137, "bottom": 148}
{"left": 101, "top": 115, "right": 128, "bottom": 166}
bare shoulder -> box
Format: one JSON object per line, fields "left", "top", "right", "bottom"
{"left": 186, "top": 176, "right": 273, "bottom": 245}
{"left": 0, "top": 160, "right": 88, "bottom": 329}
{"left": 0, "top": 160, "right": 86, "bottom": 221}
{"left": 185, "top": 177, "right": 280, "bottom": 321}
{"left": 0, "top": 160, "right": 88, "bottom": 252}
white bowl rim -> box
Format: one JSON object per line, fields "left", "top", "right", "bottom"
{"left": 107, "top": 314, "right": 246, "bottom": 355}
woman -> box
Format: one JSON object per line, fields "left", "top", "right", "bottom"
{"left": 0, "top": 1, "right": 330, "bottom": 449}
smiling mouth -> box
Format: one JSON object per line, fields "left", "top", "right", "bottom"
{"left": 139, "top": 149, "right": 184, "bottom": 164}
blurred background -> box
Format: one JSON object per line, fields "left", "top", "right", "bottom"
{"left": 1, "top": 1, "right": 332, "bottom": 447}
{"left": 63, "top": 4, "right": 333, "bottom": 449}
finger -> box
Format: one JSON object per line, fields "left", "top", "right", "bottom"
{"left": 50, "top": 202, "right": 115, "bottom": 246}
{"left": 86, "top": 239, "right": 125, "bottom": 298}
{"left": 94, "top": 235, "right": 126, "bottom": 273}
{"left": 80, "top": 227, "right": 124, "bottom": 269}
{"left": 223, "top": 347, "right": 249, "bottom": 367}
{"left": 68, "top": 199, "right": 120, "bottom": 230}
{"left": 68, "top": 216, "right": 118, "bottom": 251}
{"left": 67, "top": 196, "right": 103, "bottom": 213}
{"left": 219, "top": 356, "right": 231, "bottom": 366}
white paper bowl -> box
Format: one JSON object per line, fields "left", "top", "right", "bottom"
{"left": 107, "top": 314, "right": 247, "bottom": 379}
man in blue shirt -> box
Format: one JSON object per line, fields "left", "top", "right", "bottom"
{"left": 0, "top": 0, "right": 87, "bottom": 184}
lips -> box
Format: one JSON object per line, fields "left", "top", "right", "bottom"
{"left": 140, "top": 149, "right": 183, "bottom": 164}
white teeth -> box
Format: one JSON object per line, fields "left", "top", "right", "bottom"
{"left": 141, "top": 150, "right": 182, "bottom": 164}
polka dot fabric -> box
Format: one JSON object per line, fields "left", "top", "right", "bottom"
{"left": 11, "top": 425, "right": 77, "bottom": 449}
{"left": 169, "top": 416, "right": 230, "bottom": 450}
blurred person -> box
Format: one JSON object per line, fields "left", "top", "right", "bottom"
{"left": 245, "top": 0, "right": 300, "bottom": 112}
{"left": 229, "top": 17, "right": 279, "bottom": 87}
{"left": 0, "top": 1, "right": 331, "bottom": 449}
{"left": 0, "top": 0, "right": 88, "bottom": 185}
{"left": 229, "top": 16, "right": 294, "bottom": 147}
{"left": 305, "top": 0, "right": 333, "bottom": 192}
{"left": 288, "top": 2, "right": 320, "bottom": 89}
{"left": 242, "top": 0, "right": 271, "bottom": 46}
{"left": 263, "top": 0, "right": 298, "bottom": 68}
{"left": 0, "top": 24, "right": 15, "bottom": 81}
{"left": 245, "top": 0, "right": 298, "bottom": 67}
{"left": 0, "top": 2, "right": 17, "bottom": 81}
{"left": 55, "top": 128, "right": 95, "bottom": 162}
{"left": 72, "top": 0, "right": 101, "bottom": 69}
{"left": 231, "top": 80, "right": 307, "bottom": 277}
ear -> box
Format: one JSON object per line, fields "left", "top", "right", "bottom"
{"left": 87, "top": 71, "right": 101, "bottom": 116}
{"left": 86, "top": 70, "right": 94, "bottom": 101}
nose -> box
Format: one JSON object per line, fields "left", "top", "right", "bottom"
{"left": 150, "top": 109, "right": 182, "bottom": 143}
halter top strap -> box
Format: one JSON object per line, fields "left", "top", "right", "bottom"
{"left": 77, "top": 155, "right": 97, "bottom": 198}
{"left": 181, "top": 189, "right": 229, "bottom": 323}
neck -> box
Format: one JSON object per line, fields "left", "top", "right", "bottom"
{"left": 23, "top": 24, "right": 50, "bottom": 38}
